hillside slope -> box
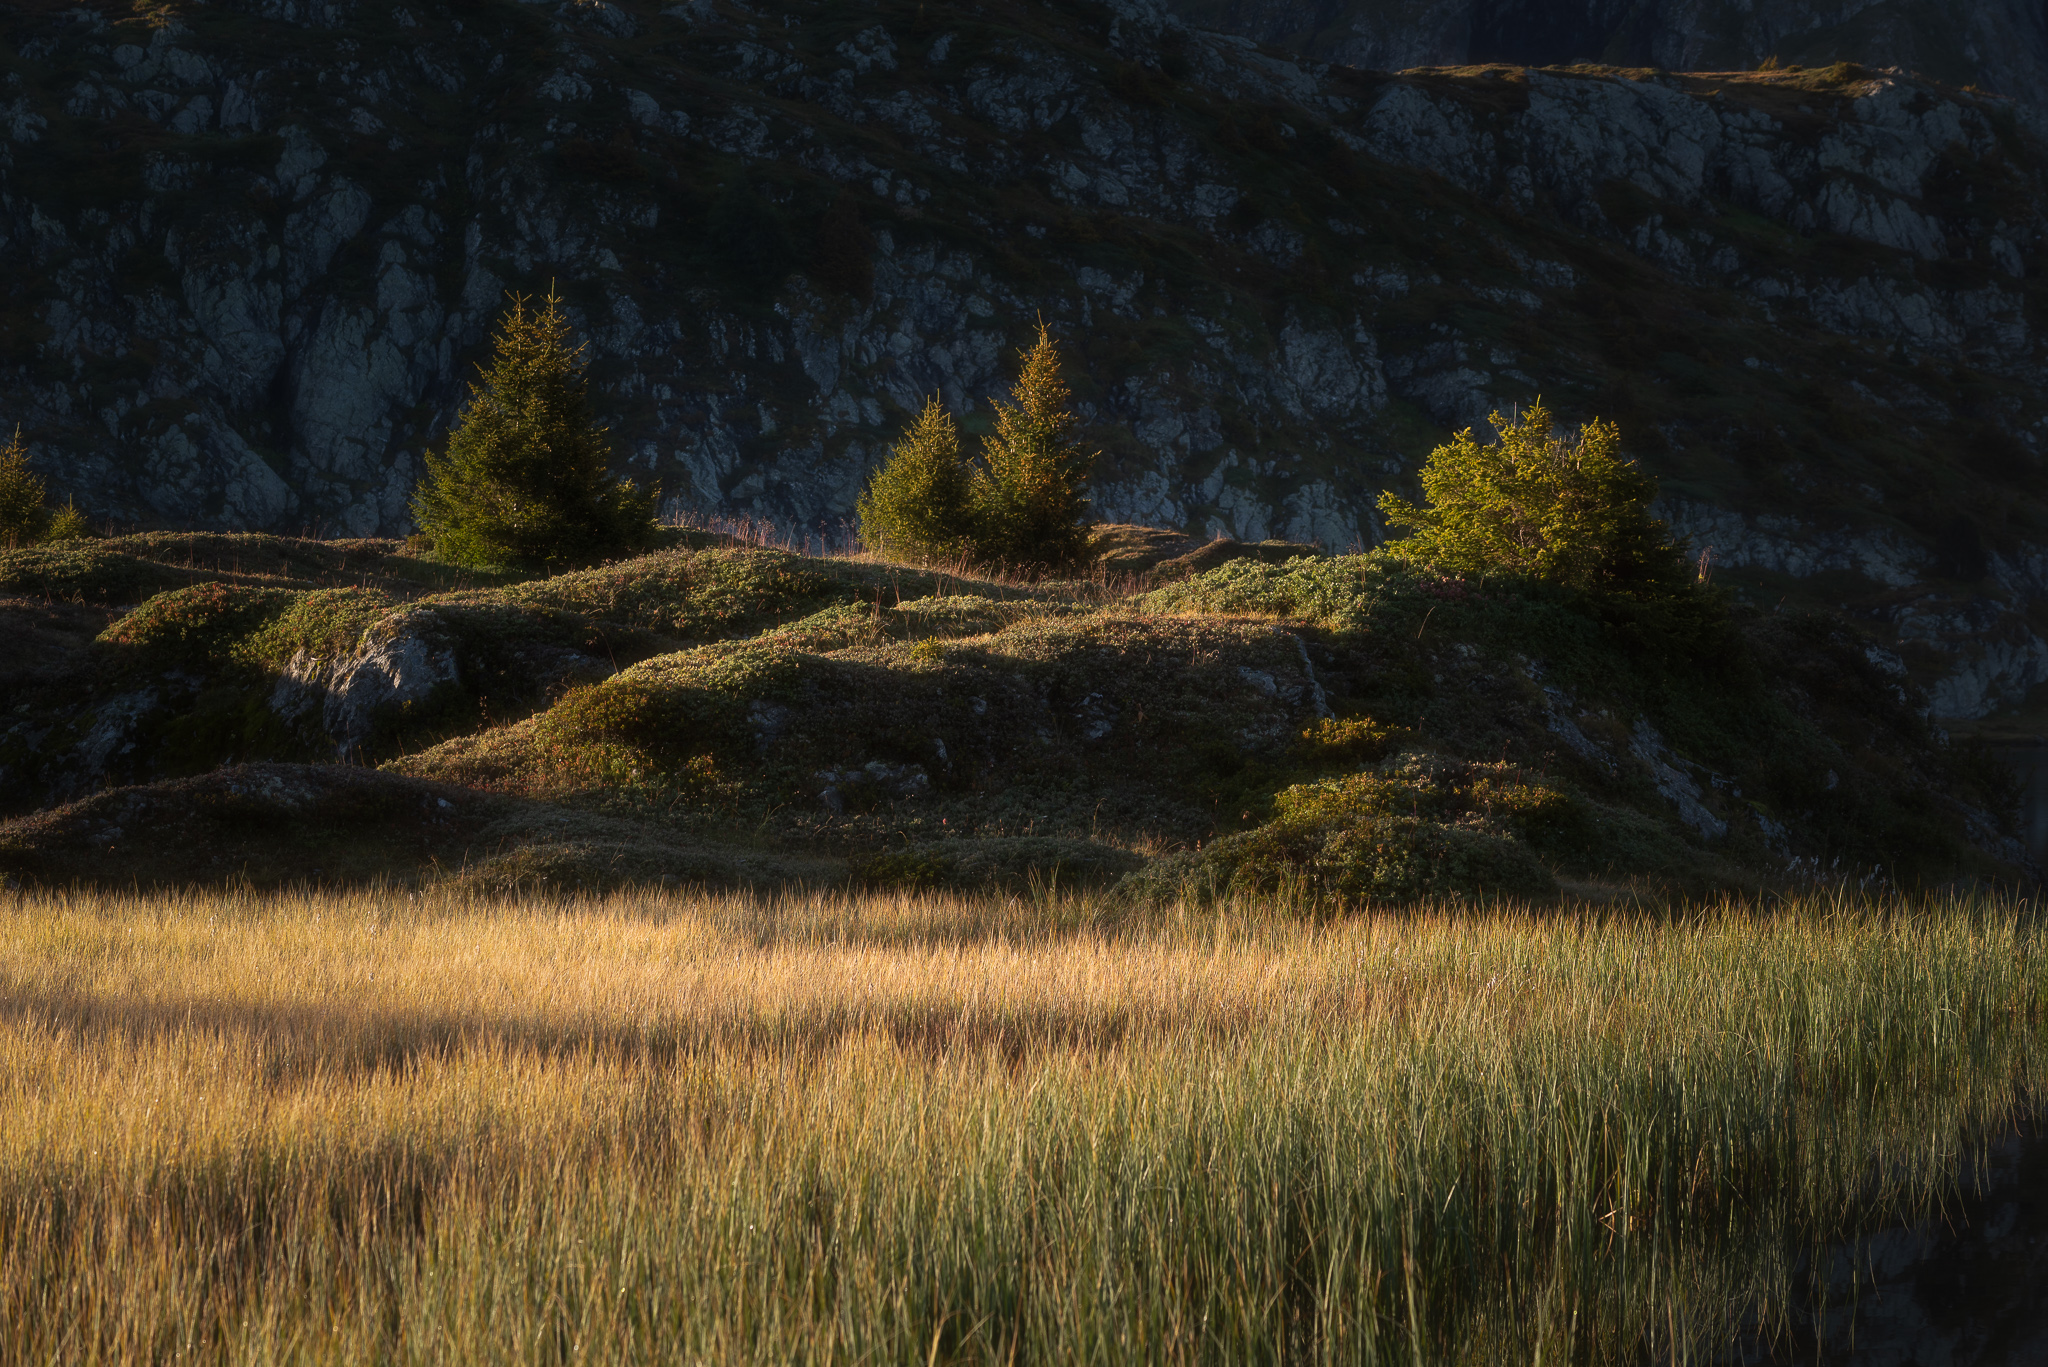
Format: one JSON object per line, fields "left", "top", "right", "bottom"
{"left": 0, "top": 532, "right": 2026, "bottom": 896}
{"left": 3, "top": 0, "right": 2048, "bottom": 717}
{"left": 1166, "top": 0, "right": 2048, "bottom": 111}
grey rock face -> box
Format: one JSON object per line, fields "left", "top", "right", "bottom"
{"left": 1171, "top": 0, "right": 2048, "bottom": 118}
{"left": 272, "top": 622, "right": 460, "bottom": 760}
{"left": 3, "top": 0, "right": 2048, "bottom": 717}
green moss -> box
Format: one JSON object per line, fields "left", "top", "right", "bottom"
{"left": 0, "top": 546, "right": 199, "bottom": 603}
{"left": 1289, "top": 716, "right": 1410, "bottom": 766}
{"left": 240, "top": 588, "right": 396, "bottom": 668}
{"left": 96, "top": 583, "right": 304, "bottom": 666}
{"left": 1138, "top": 554, "right": 1385, "bottom": 627}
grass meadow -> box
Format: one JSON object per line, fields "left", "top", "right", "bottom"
{"left": 0, "top": 884, "right": 2040, "bottom": 1364}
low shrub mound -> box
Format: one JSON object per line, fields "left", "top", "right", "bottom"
{"left": 1141, "top": 811, "right": 1559, "bottom": 907}
{"left": 0, "top": 544, "right": 215, "bottom": 603}
{"left": 1142, "top": 536, "right": 1326, "bottom": 586}
{"left": 0, "top": 533, "right": 523, "bottom": 605}
{"left": 97, "top": 583, "right": 390, "bottom": 670}
{"left": 0, "top": 579, "right": 681, "bottom": 813}
{"left": 1138, "top": 552, "right": 1381, "bottom": 626}
{"left": 0, "top": 763, "right": 498, "bottom": 887}
{"left": 471, "top": 546, "right": 839, "bottom": 638}
{"left": 1122, "top": 751, "right": 1720, "bottom": 907}
{"left": 403, "top": 611, "right": 1331, "bottom": 846}
{"left": 2, "top": 528, "right": 2024, "bottom": 896}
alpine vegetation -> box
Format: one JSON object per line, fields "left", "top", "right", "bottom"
{"left": 857, "top": 323, "right": 1096, "bottom": 570}
{"left": 853, "top": 396, "right": 978, "bottom": 566}
{"left": 1379, "top": 402, "right": 1690, "bottom": 597}
{"left": 410, "top": 291, "right": 660, "bottom": 572}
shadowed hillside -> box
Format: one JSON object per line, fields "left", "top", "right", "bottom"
{"left": 2, "top": 529, "right": 2026, "bottom": 897}
{"left": 6, "top": 1, "right": 2048, "bottom": 720}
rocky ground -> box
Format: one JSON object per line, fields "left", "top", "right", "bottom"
{"left": 4, "top": 0, "right": 2048, "bottom": 722}
{"left": 1171, "top": 0, "right": 2048, "bottom": 112}
{"left": 0, "top": 528, "right": 2027, "bottom": 898}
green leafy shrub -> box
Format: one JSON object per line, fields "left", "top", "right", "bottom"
{"left": 411, "top": 290, "right": 659, "bottom": 571}
{"left": 1379, "top": 401, "right": 1690, "bottom": 596}
{"left": 1290, "top": 716, "right": 1408, "bottom": 765}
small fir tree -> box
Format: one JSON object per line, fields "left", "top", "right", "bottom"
{"left": 44, "top": 498, "right": 90, "bottom": 542}
{"left": 971, "top": 322, "right": 1095, "bottom": 569}
{"left": 412, "top": 290, "right": 658, "bottom": 570}
{"left": 0, "top": 426, "right": 49, "bottom": 548}
{"left": 1378, "top": 401, "right": 1688, "bottom": 595}
{"left": 854, "top": 395, "right": 977, "bottom": 563}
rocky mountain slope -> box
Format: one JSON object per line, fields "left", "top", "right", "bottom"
{"left": 1167, "top": 0, "right": 2048, "bottom": 111}
{"left": 4, "top": 0, "right": 2048, "bottom": 718}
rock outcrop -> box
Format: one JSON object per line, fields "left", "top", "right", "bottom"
{"left": 4, "top": 0, "right": 2048, "bottom": 714}
{"left": 1171, "top": 0, "right": 2048, "bottom": 116}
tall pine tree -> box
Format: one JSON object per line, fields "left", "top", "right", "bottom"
{"left": 0, "top": 426, "right": 49, "bottom": 548}
{"left": 971, "top": 322, "right": 1095, "bottom": 569}
{"left": 412, "top": 290, "right": 658, "bottom": 570}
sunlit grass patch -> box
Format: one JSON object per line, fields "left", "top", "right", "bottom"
{"left": 0, "top": 884, "right": 2039, "bottom": 1363}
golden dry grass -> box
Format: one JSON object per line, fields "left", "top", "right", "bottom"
{"left": 0, "top": 883, "right": 2040, "bottom": 1363}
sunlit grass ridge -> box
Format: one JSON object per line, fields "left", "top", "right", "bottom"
{"left": 1, "top": 885, "right": 2040, "bottom": 1362}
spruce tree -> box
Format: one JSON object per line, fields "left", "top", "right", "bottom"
{"left": 971, "top": 322, "right": 1095, "bottom": 569}
{"left": 855, "top": 395, "right": 977, "bottom": 563}
{"left": 44, "top": 498, "right": 90, "bottom": 542}
{"left": 411, "top": 290, "right": 658, "bottom": 570}
{"left": 0, "top": 426, "right": 49, "bottom": 548}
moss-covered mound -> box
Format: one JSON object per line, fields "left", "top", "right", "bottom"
{"left": 395, "top": 608, "right": 1328, "bottom": 846}
{"left": 1, "top": 531, "right": 2027, "bottom": 900}
{"left": 0, "top": 533, "right": 529, "bottom": 604}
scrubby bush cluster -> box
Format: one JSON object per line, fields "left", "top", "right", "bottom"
{"left": 1135, "top": 752, "right": 1569, "bottom": 907}
{"left": 857, "top": 323, "right": 1097, "bottom": 570}
{"left": 1380, "top": 401, "right": 1690, "bottom": 597}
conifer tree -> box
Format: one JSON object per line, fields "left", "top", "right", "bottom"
{"left": 854, "top": 395, "right": 976, "bottom": 564}
{"left": 411, "top": 290, "right": 658, "bottom": 570}
{"left": 0, "top": 426, "right": 49, "bottom": 548}
{"left": 1379, "top": 401, "right": 1688, "bottom": 596}
{"left": 971, "top": 322, "right": 1095, "bottom": 569}
{"left": 44, "top": 499, "right": 89, "bottom": 542}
